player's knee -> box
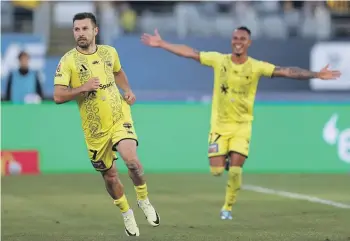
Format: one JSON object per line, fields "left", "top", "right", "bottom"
{"left": 210, "top": 166, "right": 225, "bottom": 176}
{"left": 103, "top": 170, "right": 119, "bottom": 184}
{"left": 125, "top": 159, "right": 144, "bottom": 177}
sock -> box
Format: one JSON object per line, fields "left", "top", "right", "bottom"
{"left": 134, "top": 183, "right": 148, "bottom": 201}
{"left": 222, "top": 166, "right": 242, "bottom": 211}
{"left": 113, "top": 194, "right": 130, "bottom": 213}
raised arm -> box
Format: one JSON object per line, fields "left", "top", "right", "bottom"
{"left": 141, "top": 29, "right": 200, "bottom": 61}
{"left": 272, "top": 64, "right": 341, "bottom": 80}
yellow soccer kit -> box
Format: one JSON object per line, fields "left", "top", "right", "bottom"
{"left": 200, "top": 52, "right": 275, "bottom": 157}
{"left": 54, "top": 45, "right": 137, "bottom": 171}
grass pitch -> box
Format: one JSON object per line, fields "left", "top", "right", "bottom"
{"left": 2, "top": 173, "right": 350, "bottom": 241}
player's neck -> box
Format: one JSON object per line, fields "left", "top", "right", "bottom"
{"left": 230, "top": 54, "right": 248, "bottom": 65}
{"left": 76, "top": 44, "right": 98, "bottom": 55}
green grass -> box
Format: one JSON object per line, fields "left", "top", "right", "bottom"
{"left": 2, "top": 173, "right": 350, "bottom": 241}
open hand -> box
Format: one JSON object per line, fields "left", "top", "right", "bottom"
{"left": 317, "top": 64, "right": 341, "bottom": 80}
{"left": 141, "top": 29, "right": 163, "bottom": 47}
{"left": 124, "top": 90, "right": 136, "bottom": 105}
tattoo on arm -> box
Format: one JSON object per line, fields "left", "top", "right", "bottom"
{"left": 272, "top": 66, "right": 318, "bottom": 80}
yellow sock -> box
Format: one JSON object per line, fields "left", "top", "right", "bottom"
{"left": 134, "top": 183, "right": 148, "bottom": 201}
{"left": 113, "top": 194, "right": 130, "bottom": 213}
{"left": 222, "top": 166, "right": 242, "bottom": 211}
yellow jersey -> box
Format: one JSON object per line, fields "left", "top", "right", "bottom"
{"left": 200, "top": 52, "right": 275, "bottom": 132}
{"left": 54, "top": 45, "right": 124, "bottom": 139}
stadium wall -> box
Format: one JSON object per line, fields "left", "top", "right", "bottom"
{"left": 2, "top": 103, "right": 349, "bottom": 174}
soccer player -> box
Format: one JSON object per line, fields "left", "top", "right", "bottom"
{"left": 53, "top": 12, "right": 160, "bottom": 236}
{"left": 141, "top": 27, "right": 341, "bottom": 220}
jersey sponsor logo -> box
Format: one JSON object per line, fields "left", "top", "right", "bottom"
{"left": 323, "top": 113, "right": 350, "bottom": 164}
{"left": 92, "top": 60, "right": 100, "bottom": 65}
{"left": 231, "top": 89, "right": 248, "bottom": 95}
{"left": 56, "top": 62, "right": 61, "bottom": 72}
{"left": 1, "top": 150, "right": 40, "bottom": 176}
{"left": 99, "top": 82, "right": 114, "bottom": 90}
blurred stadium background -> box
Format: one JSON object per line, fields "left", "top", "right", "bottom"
{"left": 1, "top": 1, "right": 350, "bottom": 241}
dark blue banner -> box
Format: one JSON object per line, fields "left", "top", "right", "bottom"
{"left": 2, "top": 34, "right": 349, "bottom": 101}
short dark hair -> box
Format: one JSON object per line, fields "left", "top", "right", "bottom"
{"left": 73, "top": 12, "right": 97, "bottom": 26}
{"left": 18, "top": 51, "right": 29, "bottom": 60}
{"left": 236, "top": 26, "right": 251, "bottom": 36}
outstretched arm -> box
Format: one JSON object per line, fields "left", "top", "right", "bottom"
{"left": 158, "top": 41, "right": 200, "bottom": 61}
{"left": 141, "top": 29, "right": 200, "bottom": 61}
{"left": 272, "top": 66, "right": 318, "bottom": 80}
{"left": 271, "top": 64, "right": 341, "bottom": 80}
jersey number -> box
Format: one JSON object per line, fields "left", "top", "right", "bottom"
{"left": 89, "top": 149, "right": 107, "bottom": 170}
{"left": 209, "top": 133, "right": 221, "bottom": 144}
{"left": 89, "top": 149, "right": 98, "bottom": 160}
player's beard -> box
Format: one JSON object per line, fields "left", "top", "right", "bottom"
{"left": 77, "top": 39, "right": 91, "bottom": 49}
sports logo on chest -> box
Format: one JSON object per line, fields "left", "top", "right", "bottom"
{"left": 74, "top": 54, "right": 91, "bottom": 83}
{"left": 78, "top": 64, "right": 90, "bottom": 81}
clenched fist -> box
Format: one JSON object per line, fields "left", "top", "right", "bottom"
{"left": 82, "top": 77, "right": 100, "bottom": 92}
{"left": 124, "top": 90, "right": 136, "bottom": 105}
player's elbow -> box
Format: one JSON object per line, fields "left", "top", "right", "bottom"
{"left": 53, "top": 93, "right": 64, "bottom": 104}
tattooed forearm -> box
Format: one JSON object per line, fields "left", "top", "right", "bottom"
{"left": 53, "top": 85, "right": 85, "bottom": 104}
{"left": 272, "top": 67, "right": 318, "bottom": 80}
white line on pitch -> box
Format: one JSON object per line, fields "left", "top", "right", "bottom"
{"left": 243, "top": 185, "right": 350, "bottom": 209}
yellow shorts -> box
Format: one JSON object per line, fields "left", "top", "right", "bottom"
{"left": 208, "top": 122, "right": 252, "bottom": 158}
{"left": 86, "top": 101, "right": 138, "bottom": 171}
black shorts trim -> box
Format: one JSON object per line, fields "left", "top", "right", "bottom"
{"left": 208, "top": 154, "right": 227, "bottom": 158}
{"left": 112, "top": 138, "right": 139, "bottom": 151}
{"left": 228, "top": 150, "right": 248, "bottom": 159}
{"left": 95, "top": 158, "right": 116, "bottom": 173}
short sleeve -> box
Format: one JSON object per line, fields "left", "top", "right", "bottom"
{"left": 259, "top": 61, "right": 276, "bottom": 78}
{"left": 54, "top": 57, "right": 71, "bottom": 86}
{"left": 112, "top": 48, "right": 122, "bottom": 73}
{"left": 199, "top": 51, "right": 221, "bottom": 67}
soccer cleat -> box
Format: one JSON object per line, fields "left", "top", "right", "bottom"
{"left": 220, "top": 210, "right": 233, "bottom": 220}
{"left": 123, "top": 209, "right": 140, "bottom": 236}
{"left": 138, "top": 198, "right": 160, "bottom": 227}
